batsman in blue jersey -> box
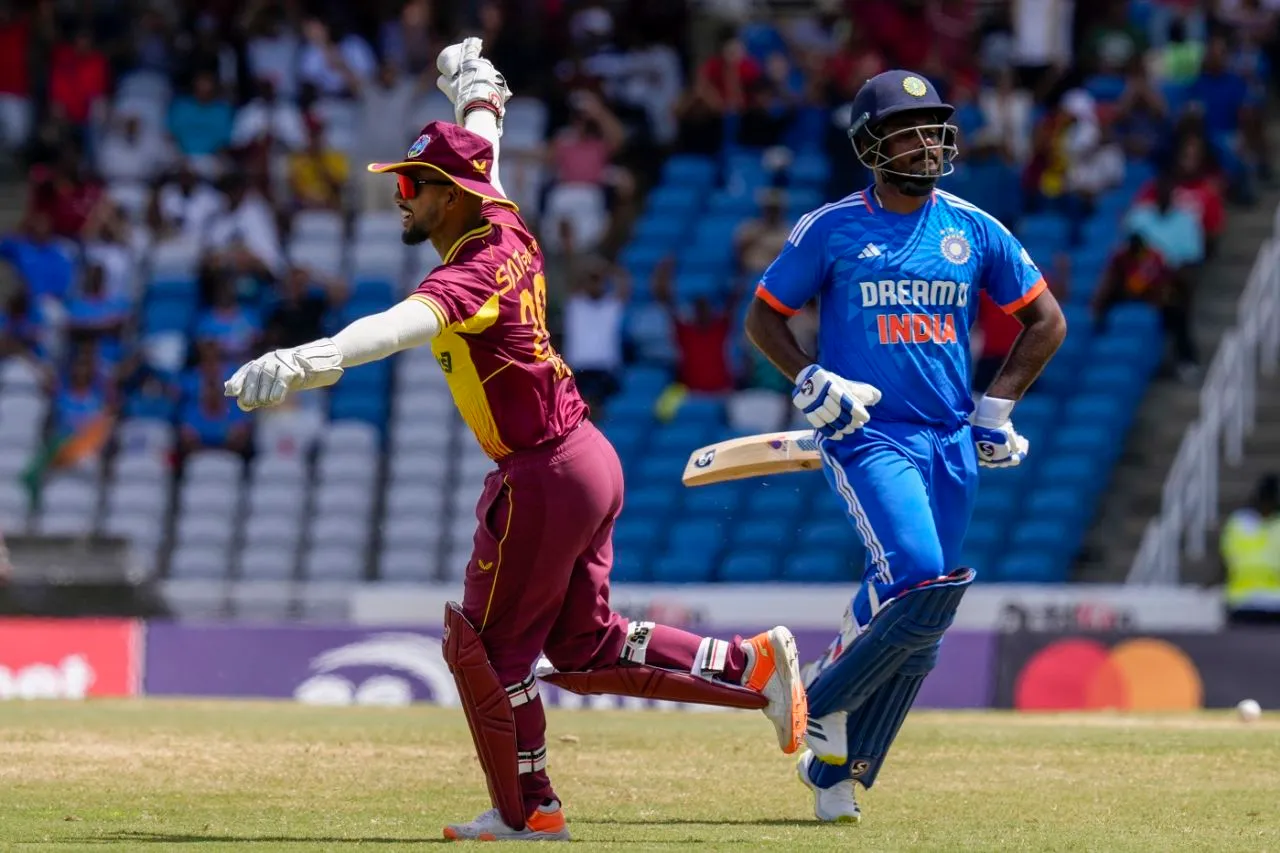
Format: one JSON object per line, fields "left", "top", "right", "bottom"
{"left": 746, "top": 70, "right": 1067, "bottom": 823}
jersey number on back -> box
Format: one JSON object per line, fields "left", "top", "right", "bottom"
{"left": 518, "top": 273, "right": 570, "bottom": 379}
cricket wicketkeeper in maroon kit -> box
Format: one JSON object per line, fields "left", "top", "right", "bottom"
{"left": 224, "top": 40, "right": 808, "bottom": 842}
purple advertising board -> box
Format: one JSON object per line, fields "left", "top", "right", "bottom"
{"left": 142, "top": 623, "right": 996, "bottom": 709}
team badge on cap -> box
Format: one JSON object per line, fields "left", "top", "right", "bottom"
{"left": 407, "top": 134, "right": 430, "bottom": 157}
{"left": 940, "top": 228, "right": 971, "bottom": 265}
{"left": 903, "top": 76, "right": 928, "bottom": 97}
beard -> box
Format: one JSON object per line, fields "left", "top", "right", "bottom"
{"left": 400, "top": 219, "right": 431, "bottom": 245}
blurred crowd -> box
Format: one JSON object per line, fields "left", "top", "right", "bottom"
{"left": 0, "top": 0, "right": 1275, "bottom": 471}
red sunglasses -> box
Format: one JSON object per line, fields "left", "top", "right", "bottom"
{"left": 397, "top": 174, "right": 455, "bottom": 200}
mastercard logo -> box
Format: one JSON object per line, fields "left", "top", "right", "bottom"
{"left": 1014, "top": 637, "right": 1204, "bottom": 711}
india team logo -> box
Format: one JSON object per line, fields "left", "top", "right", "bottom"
{"left": 902, "top": 76, "right": 928, "bottom": 98}
{"left": 407, "top": 133, "right": 431, "bottom": 157}
{"left": 939, "top": 228, "right": 971, "bottom": 265}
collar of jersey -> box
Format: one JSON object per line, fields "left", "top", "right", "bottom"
{"left": 867, "top": 184, "right": 937, "bottom": 214}
{"left": 443, "top": 223, "right": 495, "bottom": 264}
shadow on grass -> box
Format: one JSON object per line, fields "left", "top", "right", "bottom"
{"left": 70, "top": 831, "right": 450, "bottom": 845}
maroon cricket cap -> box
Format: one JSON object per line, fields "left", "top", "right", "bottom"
{"left": 367, "top": 120, "right": 517, "bottom": 209}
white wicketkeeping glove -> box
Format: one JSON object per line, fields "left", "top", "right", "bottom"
{"left": 792, "top": 364, "right": 881, "bottom": 440}
{"left": 970, "top": 395, "right": 1030, "bottom": 468}
{"left": 436, "top": 37, "right": 512, "bottom": 135}
{"left": 223, "top": 340, "right": 344, "bottom": 412}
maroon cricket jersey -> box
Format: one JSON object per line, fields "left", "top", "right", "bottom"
{"left": 410, "top": 202, "right": 587, "bottom": 460}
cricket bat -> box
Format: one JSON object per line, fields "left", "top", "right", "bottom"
{"left": 681, "top": 430, "right": 822, "bottom": 487}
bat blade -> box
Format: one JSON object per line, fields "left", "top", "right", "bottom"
{"left": 681, "top": 430, "right": 823, "bottom": 487}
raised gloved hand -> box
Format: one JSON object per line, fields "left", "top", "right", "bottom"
{"left": 223, "top": 339, "right": 344, "bottom": 412}
{"left": 792, "top": 364, "right": 881, "bottom": 440}
{"left": 436, "top": 37, "right": 513, "bottom": 135}
{"left": 970, "top": 395, "right": 1030, "bottom": 468}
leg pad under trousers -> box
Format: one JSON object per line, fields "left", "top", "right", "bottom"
{"left": 806, "top": 567, "right": 973, "bottom": 718}
{"left": 542, "top": 666, "right": 767, "bottom": 710}
{"left": 442, "top": 602, "right": 526, "bottom": 831}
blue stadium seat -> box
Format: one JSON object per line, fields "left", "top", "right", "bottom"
{"left": 720, "top": 552, "right": 777, "bottom": 582}
{"left": 1079, "top": 362, "right": 1145, "bottom": 397}
{"left": 625, "top": 486, "right": 674, "bottom": 520}
{"left": 634, "top": 453, "right": 691, "bottom": 486}
{"left": 1018, "top": 214, "right": 1069, "bottom": 245}
{"left": 660, "top": 155, "right": 718, "bottom": 190}
{"left": 683, "top": 483, "right": 744, "bottom": 517}
{"left": 675, "top": 273, "right": 723, "bottom": 300}
{"left": 675, "top": 396, "right": 724, "bottom": 424}
{"left": 124, "top": 393, "right": 176, "bottom": 421}
{"left": 972, "top": 484, "right": 1017, "bottom": 518}
{"left": 668, "top": 519, "right": 726, "bottom": 560}
{"left": 998, "top": 549, "right": 1069, "bottom": 583}
{"left": 1051, "top": 423, "right": 1118, "bottom": 461}
{"left": 142, "top": 298, "right": 195, "bottom": 334}
{"left": 619, "top": 243, "right": 671, "bottom": 275}
{"left": 1103, "top": 302, "right": 1162, "bottom": 338}
{"left": 632, "top": 214, "right": 690, "bottom": 245}
{"left": 706, "top": 191, "right": 758, "bottom": 217}
{"left": 623, "top": 365, "right": 672, "bottom": 396}
{"left": 782, "top": 551, "right": 857, "bottom": 583}
{"left": 148, "top": 277, "right": 197, "bottom": 301}
{"left": 789, "top": 154, "right": 831, "bottom": 188}
{"left": 651, "top": 422, "right": 711, "bottom": 452}
{"left": 611, "top": 550, "right": 650, "bottom": 583}
{"left": 731, "top": 517, "right": 793, "bottom": 549}
{"left": 1035, "top": 454, "right": 1104, "bottom": 498}
{"left": 329, "top": 394, "right": 387, "bottom": 425}
{"left": 744, "top": 486, "right": 805, "bottom": 519}
{"left": 1066, "top": 393, "right": 1131, "bottom": 430}
{"left": 614, "top": 517, "right": 665, "bottom": 554}
{"left": 602, "top": 423, "right": 646, "bottom": 456}
{"left": 800, "top": 521, "right": 858, "bottom": 549}
{"left": 607, "top": 394, "right": 656, "bottom": 423}
{"left": 651, "top": 553, "right": 714, "bottom": 583}
{"left": 1026, "top": 486, "right": 1091, "bottom": 534}
{"left": 351, "top": 278, "right": 395, "bottom": 303}
{"left": 1084, "top": 73, "right": 1126, "bottom": 103}
{"left": 342, "top": 361, "right": 391, "bottom": 390}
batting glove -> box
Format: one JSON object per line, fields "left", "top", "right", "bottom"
{"left": 436, "top": 38, "right": 512, "bottom": 135}
{"left": 792, "top": 364, "right": 881, "bottom": 440}
{"left": 223, "top": 339, "right": 344, "bottom": 412}
{"left": 970, "top": 395, "right": 1030, "bottom": 468}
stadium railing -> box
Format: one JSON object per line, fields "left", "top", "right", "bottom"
{"left": 1128, "top": 235, "right": 1280, "bottom": 585}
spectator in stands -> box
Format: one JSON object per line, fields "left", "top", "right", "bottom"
{"left": 1092, "top": 229, "right": 1198, "bottom": 379}
{"left": 379, "top": 0, "right": 438, "bottom": 77}
{"left": 117, "top": 350, "right": 179, "bottom": 421}
{"left": 243, "top": 4, "right": 302, "bottom": 101}
{"left": 1009, "top": 0, "right": 1074, "bottom": 92}
{"left": 734, "top": 189, "right": 790, "bottom": 283}
{"left": 231, "top": 77, "right": 308, "bottom": 157}
{"left": 148, "top": 162, "right": 224, "bottom": 245}
{"left": 544, "top": 90, "right": 629, "bottom": 254}
{"left": 354, "top": 61, "right": 429, "bottom": 210}
{"left": 27, "top": 144, "right": 104, "bottom": 239}
{"left": 194, "top": 268, "right": 261, "bottom": 367}
{"left": 672, "top": 78, "right": 725, "bottom": 157}
{"left": 96, "top": 110, "right": 173, "bottom": 185}
{"left": 48, "top": 29, "right": 109, "bottom": 139}
{"left": 1124, "top": 173, "right": 1205, "bottom": 273}
{"left": 1219, "top": 473, "right": 1280, "bottom": 607}
{"left": 1111, "top": 56, "right": 1169, "bottom": 162}
{"left": 0, "top": 288, "right": 41, "bottom": 360}
{"left": 263, "top": 266, "right": 338, "bottom": 351}
{"left": 53, "top": 346, "right": 113, "bottom": 441}
{"left": 65, "top": 263, "right": 130, "bottom": 366}
{"left": 0, "top": 3, "right": 33, "bottom": 153}
{"left": 1083, "top": 3, "right": 1146, "bottom": 75}
{"left": 288, "top": 116, "right": 348, "bottom": 212}
{"left": 976, "top": 67, "right": 1034, "bottom": 165}
{"left": 562, "top": 255, "right": 629, "bottom": 415}
{"left": 131, "top": 7, "right": 174, "bottom": 77}
{"left": 824, "top": 23, "right": 886, "bottom": 104}
{"left": 81, "top": 199, "right": 139, "bottom": 300}
{"left": 652, "top": 257, "right": 735, "bottom": 394}
{"left": 299, "top": 18, "right": 377, "bottom": 99}
{"left": 204, "top": 175, "right": 284, "bottom": 277}
{"left": 168, "top": 71, "right": 234, "bottom": 173}
{"left": 0, "top": 213, "right": 74, "bottom": 305}
{"left": 699, "top": 28, "right": 762, "bottom": 116}
{"left": 178, "top": 344, "right": 251, "bottom": 457}
{"left": 1137, "top": 134, "right": 1225, "bottom": 259}
{"left": 1187, "top": 33, "right": 1269, "bottom": 194}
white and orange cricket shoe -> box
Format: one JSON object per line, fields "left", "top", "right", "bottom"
{"left": 442, "top": 801, "right": 570, "bottom": 842}
{"left": 741, "top": 626, "right": 808, "bottom": 754}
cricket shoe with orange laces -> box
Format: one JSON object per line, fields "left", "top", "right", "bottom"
{"left": 442, "top": 801, "right": 570, "bottom": 842}
{"left": 740, "top": 627, "right": 808, "bottom": 754}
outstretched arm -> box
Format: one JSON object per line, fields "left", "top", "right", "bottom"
{"left": 437, "top": 38, "right": 512, "bottom": 197}
{"left": 224, "top": 298, "right": 441, "bottom": 411}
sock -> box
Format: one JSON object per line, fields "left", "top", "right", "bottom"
{"left": 623, "top": 622, "right": 747, "bottom": 682}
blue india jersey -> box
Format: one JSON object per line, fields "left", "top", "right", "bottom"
{"left": 757, "top": 188, "right": 1046, "bottom": 429}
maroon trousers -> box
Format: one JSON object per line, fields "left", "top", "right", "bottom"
{"left": 460, "top": 420, "right": 744, "bottom": 813}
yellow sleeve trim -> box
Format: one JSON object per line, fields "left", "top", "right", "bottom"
{"left": 409, "top": 293, "right": 449, "bottom": 329}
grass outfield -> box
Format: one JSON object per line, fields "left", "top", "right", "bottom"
{"left": 3, "top": 701, "right": 1280, "bottom": 851}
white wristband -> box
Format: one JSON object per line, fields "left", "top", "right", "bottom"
{"left": 974, "top": 395, "right": 1016, "bottom": 426}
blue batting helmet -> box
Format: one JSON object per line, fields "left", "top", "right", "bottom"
{"left": 847, "top": 70, "right": 958, "bottom": 196}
